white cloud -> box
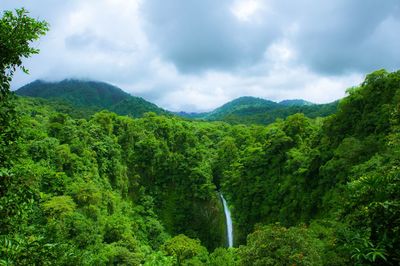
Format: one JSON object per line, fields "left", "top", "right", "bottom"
{"left": 231, "top": 0, "right": 264, "bottom": 21}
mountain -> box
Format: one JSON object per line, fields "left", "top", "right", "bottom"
{"left": 15, "top": 79, "right": 167, "bottom": 117}
{"left": 204, "top": 96, "right": 279, "bottom": 120}
{"left": 279, "top": 99, "right": 314, "bottom": 106}
{"left": 109, "top": 97, "right": 168, "bottom": 118}
{"left": 16, "top": 79, "right": 131, "bottom": 108}
{"left": 178, "top": 96, "right": 337, "bottom": 124}
{"left": 15, "top": 80, "right": 336, "bottom": 124}
{"left": 174, "top": 111, "right": 206, "bottom": 119}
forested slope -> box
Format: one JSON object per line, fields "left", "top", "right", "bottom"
{"left": 218, "top": 69, "right": 400, "bottom": 264}
{"left": 2, "top": 70, "right": 399, "bottom": 265}
{"left": 178, "top": 96, "right": 338, "bottom": 125}
{"left": 16, "top": 79, "right": 169, "bottom": 118}
{"left": 16, "top": 79, "right": 131, "bottom": 108}
{"left": 16, "top": 80, "right": 336, "bottom": 125}
{"left": 1, "top": 10, "right": 399, "bottom": 265}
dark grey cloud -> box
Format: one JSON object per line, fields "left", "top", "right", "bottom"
{"left": 141, "top": 0, "right": 280, "bottom": 73}
{"left": 279, "top": 0, "right": 400, "bottom": 74}
{"left": 142, "top": 0, "right": 400, "bottom": 75}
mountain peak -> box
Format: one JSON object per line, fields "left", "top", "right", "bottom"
{"left": 15, "top": 79, "right": 167, "bottom": 117}
{"left": 16, "top": 79, "right": 131, "bottom": 108}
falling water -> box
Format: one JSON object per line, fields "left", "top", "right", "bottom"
{"left": 220, "top": 193, "right": 233, "bottom": 247}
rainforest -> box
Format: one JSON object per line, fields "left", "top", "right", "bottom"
{"left": 1, "top": 7, "right": 400, "bottom": 266}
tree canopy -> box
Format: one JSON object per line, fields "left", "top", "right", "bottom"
{"left": 1, "top": 7, "right": 400, "bottom": 266}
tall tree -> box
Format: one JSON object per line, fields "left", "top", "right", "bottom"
{"left": 0, "top": 8, "right": 48, "bottom": 168}
{"left": 0, "top": 8, "right": 48, "bottom": 99}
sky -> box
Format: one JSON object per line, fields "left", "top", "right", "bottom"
{"left": 2, "top": 0, "right": 400, "bottom": 112}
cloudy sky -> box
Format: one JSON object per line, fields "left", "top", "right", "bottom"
{"left": 2, "top": 0, "right": 400, "bottom": 111}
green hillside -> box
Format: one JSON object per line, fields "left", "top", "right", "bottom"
{"left": 16, "top": 81, "right": 335, "bottom": 124}
{"left": 279, "top": 99, "right": 314, "bottom": 106}
{"left": 3, "top": 69, "right": 400, "bottom": 265}
{"left": 109, "top": 97, "right": 169, "bottom": 118}
{"left": 215, "top": 101, "right": 338, "bottom": 124}
{"left": 179, "top": 96, "right": 337, "bottom": 125}
{"left": 204, "top": 96, "right": 279, "bottom": 120}
{"left": 15, "top": 79, "right": 168, "bottom": 117}
{"left": 16, "top": 79, "right": 131, "bottom": 108}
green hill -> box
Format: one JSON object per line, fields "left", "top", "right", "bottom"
{"left": 109, "top": 97, "right": 169, "bottom": 118}
{"left": 279, "top": 99, "right": 314, "bottom": 106}
{"left": 204, "top": 96, "right": 279, "bottom": 120}
{"left": 214, "top": 101, "right": 338, "bottom": 124}
{"left": 15, "top": 79, "right": 168, "bottom": 117}
{"left": 16, "top": 79, "right": 131, "bottom": 108}
{"left": 178, "top": 96, "right": 337, "bottom": 124}
{"left": 15, "top": 80, "right": 336, "bottom": 124}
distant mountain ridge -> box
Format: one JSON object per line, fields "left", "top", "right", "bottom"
{"left": 177, "top": 96, "right": 337, "bottom": 124}
{"left": 16, "top": 79, "right": 168, "bottom": 117}
{"left": 16, "top": 79, "right": 338, "bottom": 124}
{"left": 204, "top": 96, "right": 279, "bottom": 120}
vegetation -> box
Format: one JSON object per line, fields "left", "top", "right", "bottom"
{"left": 16, "top": 79, "right": 131, "bottom": 108}
{"left": 1, "top": 8, "right": 399, "bottom": 266}
{"left": 178, "top": 96, "right": 338, "bottom": 125}
{"left": 17, "top": 82, "right": 335, "bottom": 125}
{"left": 16, "top": 79, "right": 169, "bottom": 118}
{"left": 279, "top": 99, "right": 314, "bottom": 106}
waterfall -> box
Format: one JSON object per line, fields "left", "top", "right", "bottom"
{"left": 220, "top": 193, "right": 233, "bottom": 247}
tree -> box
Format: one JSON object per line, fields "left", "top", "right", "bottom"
{"left": 0, "top": 8, "right": 48, "bottom": 168}
{"left": 0, "top": 8, "right": 48, "bottom": 99}
{"left": 238, "top": 224, "right": 323, "bottom": 266}
{"left": 0, "top": 9, "right": 48, "bottom": 264}
{"left": 161, "top": 234, "right": 209, "bottom": 265}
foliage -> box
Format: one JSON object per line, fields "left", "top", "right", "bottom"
{"left": 0, "top": 8, "right": 48, "bottom": 100}
{"left": 1, "top": 9, "right": 399, "bottom": 264}
{"left": 15, "top": 79, "right": 170, "bottom": 117}
{"left": 3, "top": 67, "right": 400, "bottom": 265}
{"left": 209, "top": 247, "right": 239, "bottom": 266}
{"left": 16, "top": 79, "right": 130, "bottom": 108}
{"left": 238, "top": 224, "right": 323, "bottom": 266}
{"left": 162, "top": 234, "right": 209, "bottom": 265}
{"left": 179, "top": 96, "right": 338, "bottom": 125}
{"left": 0, "top": 8, "right": 48, "bottom": 170}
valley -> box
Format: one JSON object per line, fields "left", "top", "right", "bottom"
{"left": 2, "top": 69, "right": 399, "bottom": 265}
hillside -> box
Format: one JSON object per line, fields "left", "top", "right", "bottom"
{"left": 16, "top": 82, "right": 335, "bottom": 124}
{"left": 16, "top": 79, "right": 131, "bottom": 108}
{"left": 3, "top": 69, "right": 399, "bottom": 265}
{"left": 204, "top": 96, "right": 279, "bottom": 120}
{"left": 215, "top": 101, "right": 338, "bottom": 125}
{"left": 15, "top": 79, "right": 168, "bottom": 117}
{"left": 178, "top": 96, "right": 337, "bottom": 124}
{"left": 279, "top": 99, "right": 314, "bottom": 106}
{"left": 109, "top": 97, "right": 169, "bottom": 118}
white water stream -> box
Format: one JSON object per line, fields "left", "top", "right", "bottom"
{"left": 220, "top": 193, "right": 233, "bottom": 247}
